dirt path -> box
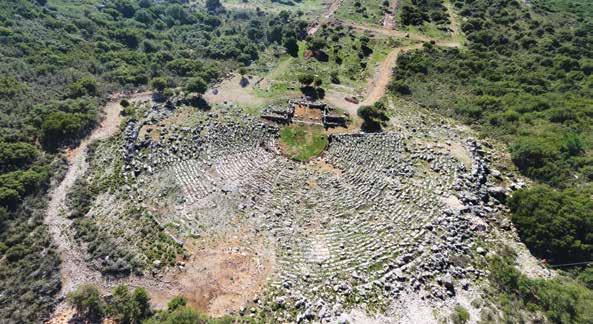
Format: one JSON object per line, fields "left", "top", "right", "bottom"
{"left": 382, "top": 0, "right": 398, "bottom": 29}
{"left": 361, "top": 39, "right": 460, "bottom": 107}
{"left": 444, "top": 0, "right": 462, "bottom": 43}
{"left": 308, "top": 0, "right": 343, "bottom": 35}
{"left": 45, "top": 92, "right": 164, "bottom": 323}
{"left": 361, "top": 44, "right": 423, "bottom": 106}
{"left": 353, "top": 13, "right": 462, "bottom": 107}
{"left": 46, "top": 92, "right": 152, "bottom": 297}
{"left": 335, "top": 18, "right": 431, "bottom": 41}
{"left": 46, "top": 91, "right": 275, "bottom": 322}
{"left": 46, "top": 91, "right": 189, "bottom": 322}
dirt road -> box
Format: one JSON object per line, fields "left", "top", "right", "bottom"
{"left": 354, "top": 9, "right": 462, "bottom": 107}
{"left": 45, "top": 92, "right": 151, "bottom": 295}
{"left": 308, "top": 0, "right": 343, "bottom": 35}
{"left": 361, "top": 44, "right": 423, "bottom": 106}
{"left": 360, "top": 38, "right": 460, "bottom": 107}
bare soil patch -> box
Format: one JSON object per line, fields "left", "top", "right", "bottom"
{"left": 158, "top": 230, "right": 275, "bottom": 317}
{"left": 294, "top": 104, "right": 323, "bottom": 123}
{"left": 308, "top": 158, "right": 343, "bottom": 176}
{"left": 324, "top": 87, "right": 360, "bottom": 116}
{"left": 447, "top": 141, "right": 473, "bottom": 170}
{"left": 204, "top": 74, "right": 267, "bottom": 107}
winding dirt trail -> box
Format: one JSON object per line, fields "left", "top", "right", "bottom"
{"left": 45, "top": 92, "right": 157, "bottom": 311}
{"left": 362, "top": 39, "right": 461, "bottom": 107}
{"left": 362, "top": 44, "right": 422, "bottom": 106}
{"left": 350, "top": 3, "right": 462, "bottom": 107}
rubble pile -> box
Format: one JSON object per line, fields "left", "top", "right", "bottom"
{"left": 118, "top": 99, "right": 508, "bottom": 321}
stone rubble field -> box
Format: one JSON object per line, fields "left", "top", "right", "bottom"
{"left": 113, "top": 98, "right": 513, "bottom": 322}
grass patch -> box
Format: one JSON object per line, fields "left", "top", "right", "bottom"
{"left": 280, "top": 124, "right": 328, "bottom": 162}
{"left": 267, "top": 34, "right": 394, "bottom": 93}
{"left": 335, "top": 0, "right": 387, "bottom": 26}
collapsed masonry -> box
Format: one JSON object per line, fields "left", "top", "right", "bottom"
{"left": 113, "top": 98, "right": 520, "bottom": 322}
{"left": 261, "top": 99, "right": 348, "bottom": 128}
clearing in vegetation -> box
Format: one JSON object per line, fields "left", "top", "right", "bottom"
{"left": 280, "top": 124, "right": 329, "bottom": 161}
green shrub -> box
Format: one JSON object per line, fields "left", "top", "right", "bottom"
{"left": 358, "top": 102, "right": 390, "bottom": 133}
{"left": 509, "top": 185, "right": 593, "bottom": 264}
{"left": 451, "top": 305, "right": 470, "bottom": 324}
{"left": 108, "top": 285, "right": 152, "bottom": 324}
{"left": 68, "top": 284, "right": 105, "bottom": 321}
{"left": 68, "top": 76, "right": 98, "bottom": 98}
{"left": 184, "top": 77, "right": 208, "bottom": 95}
{"left": 489, "top": 255, "right": 593, "bottom": 323}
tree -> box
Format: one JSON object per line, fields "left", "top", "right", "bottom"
{"left": 0, "top": 142, "right": 38, "bottom": 173}
{"left": 205, "top": 0, "right": 225, "bottom": 14}
{"left": 166, "top": 296, "right": 187, "bottom": 312}
{"left": 509, "top": 185, "right": 593, "bottom": 264}
{"left": 114, "top": 28, "right": 139, "bottom": 49}
{"left": 113, "top": 0, "right": 136, "bottom": 18}
{"left": 0, "top": 188, "right": 20, "bottom": 208}
{"left": 307, "top": 37, "right": 326, "bottom": 51}
{"left": 298, "top": 73, "right": 315, "bottom": 86}
{"left": 68, "top": 285, "right": 104, "bottom": 321}
{"left": 184, "top": 77, "right": 207, "bottom": 95}
{"left": 314, "top": 77, "right": 323, "bottom": 87}
{"left": 284, "top": 37, "right": 299, "bottom": 57}
{"left": 68, "top": 76, "right": 98, "bottom": 98}
{"left": 108, "top": 286, "right": 151, "bottom": 324}
{"left": 132, "top": 288, "right": 151, "bottom": 320}
{"left": 110, "top": 285, "right": 136, "bottom": 324}
{"left": 134, "top": 9, "right": 153, "bottom": 25}
{"left": 165, "top": 4, "right": 190, "bottom": 25}
{"left": 41, "top": 112, "right": 85, "bottom": 149}
{"left": 357, "top": 102, "right": 390, "bottom": 133}
{"left": 451, "top": 305, "right": 470, "bottom": 324}
{"left": 390, "top": 80, "right": 411, "bottom": 95}
{"left": 150, "top": 77, "right": 168, "bottom": 93}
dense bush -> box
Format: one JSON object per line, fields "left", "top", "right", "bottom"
{"left": 394, "top": 0, "right": 593, "bottom": 185}
{"left": 489, "top": 255, "right": 593, "bottom": 323}
{"left": 358, "top": 102, "right": 390, "bottom": 133}
{"left": 108, "top": 285, "right": 152, "bottom": 324}
{"left": 144, "top": 296, "right": 235, "bottom": 324}
{"left": 391, "top": 0, "right": 593, "bottom": 263}
{"left": 509, "top": 185, "right": 593, "bottom": 264}
{"left": 68, "top": 290, "right": 232, "bottom": 324}
{"left": 68, "top": 284, "right": 105, "bottom": 322}
{"left": 0, "top": 195, "right": 61, "bottom": 322}
{"left": 400, "top": 0, "right": 449, "bottom": 28}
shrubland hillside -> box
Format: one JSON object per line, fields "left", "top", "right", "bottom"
{"left": 391, "top": 0, "right": 593, "bottom": 321}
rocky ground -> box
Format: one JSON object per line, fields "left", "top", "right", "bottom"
{"left": 93, "top": 94, "right": 525, "bottom": 322}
